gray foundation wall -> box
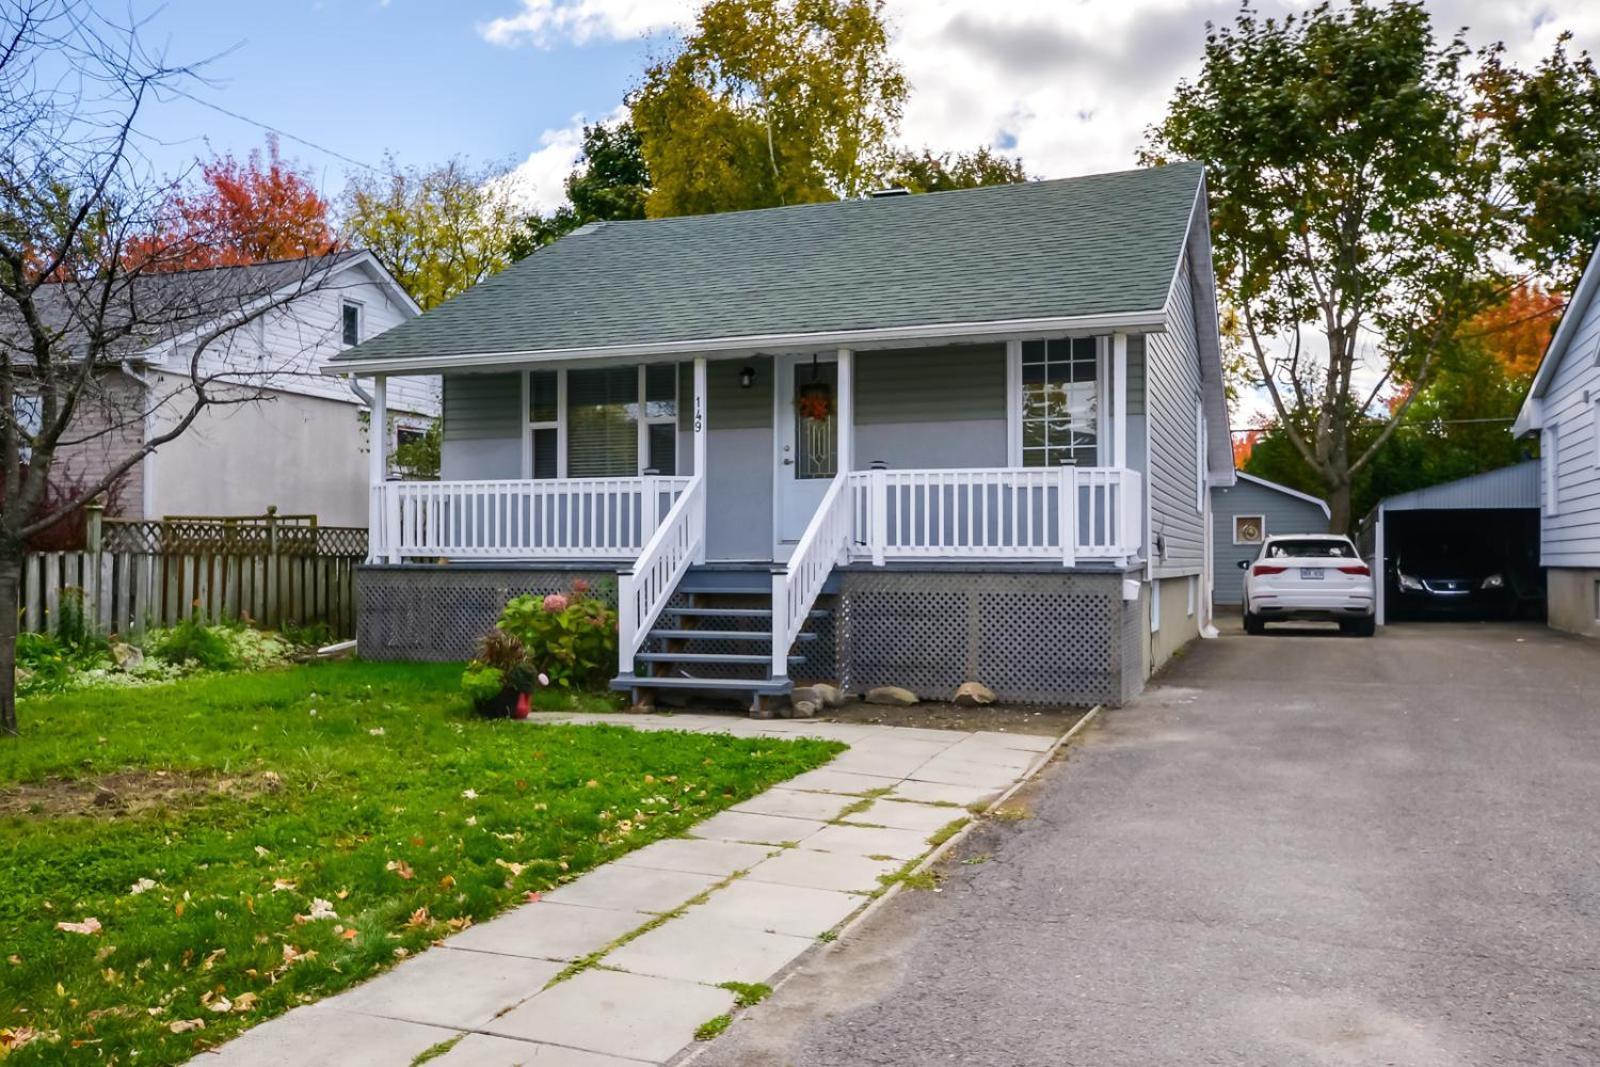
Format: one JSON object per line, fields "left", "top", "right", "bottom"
{"left": 830, "top": 568, "right": 1145, "bottom": 707}
{"left": 1547, "top": 567, "right": 1600, "bottom": 638}
{"left": 357, "top": 565, "right": 621, "bottom": 661}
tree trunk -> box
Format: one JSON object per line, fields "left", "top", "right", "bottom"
{"left": 1327, "top": 481, "right": 1354, "bottom": 537}
{"left": 0, "top": 553, "right": 19, "bottom": 736}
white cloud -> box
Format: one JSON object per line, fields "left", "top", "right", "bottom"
{"left": 484, "top": 0, "right": 1600, "bottom": 185}
{"left": 498, "top": 106, "right": 632, "bottom": 214}
{"left": 479, "top": 0, "right": 689, "bottom": 48}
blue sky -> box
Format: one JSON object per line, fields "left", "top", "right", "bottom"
{"left": 122, "top": 0, "right": 1600, "bottom": 216}
{"left": 127, "top": 0, "right": 659, "bottom": 192}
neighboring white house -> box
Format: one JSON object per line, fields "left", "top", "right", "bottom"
{"left": 328, "top": 165, "right": 1235, "bottom": 709}
{"left": 50, "top": 252, "right": 436, "bottom": 528}
{"left": 1513, "top": 237, "right": 1600, "bottom": 638}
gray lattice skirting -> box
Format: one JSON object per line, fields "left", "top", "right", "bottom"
{"left": 831, "top": 569, "right": 1142, "bottom": 707}
{"left": 356, "top": 564, "right": 621, "bottom": 662}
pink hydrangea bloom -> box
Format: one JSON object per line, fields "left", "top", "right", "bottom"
{"left": 571, "top": 578, "right": 591, "bottom": 595}
{"left": 542, "top": 593, "right": 569, "bottom": 613}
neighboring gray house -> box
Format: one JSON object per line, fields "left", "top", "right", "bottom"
{"left": 1211, "top": 473, "right": 1330, "bottom": 606}
{"left": 1513, "top": 237, "right": 1600, "bottom": 638}
{"left": 330, "top": 164, "right": 1234, "bottom": 707}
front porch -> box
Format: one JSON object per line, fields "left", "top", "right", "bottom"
{"left": 362, "top": 339, "right": 1149, "bottom": 706}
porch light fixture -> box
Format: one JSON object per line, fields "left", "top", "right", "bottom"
{"left": 739, "top": 366, "right": 755, "bottom": 389}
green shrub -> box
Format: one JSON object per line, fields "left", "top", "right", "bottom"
{"left": 151, "top": 615, "right": 237, "bottom": 670}
{"left": 496, "top": 588, "right": 617, "bottom": 689}
{"left": 460, "top": 662, "right": 505, "bottom": 703}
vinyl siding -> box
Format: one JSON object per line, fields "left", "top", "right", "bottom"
{"left": 854, "top": 344, "right": 1006, "bottom": 469}
{"left": 1211, "top": 480, "right": 1329, "bottom": 603}
{"left": 52, "top": 370, "right": 147, "bottom": 517}
{"left": 440, "top": 372, "right": 522, "bottom": 480}
{"left": 1541, "top": 284, "right": 1600, "bottom": 568}
{"left": 1146, "top": 256, "right": 1206, "bottom": 577}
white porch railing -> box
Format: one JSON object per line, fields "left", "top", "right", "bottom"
{"left": 771, "top": 472, "right": 852, "bottom": 679}
{"left": 370, "top": 476, "right": 693, "bottom": 561}
{"left": 848, "top": 466, "right": 1143, "bottom": 564}
{"left": 618, "top": 475, "right": 706, "bottom": 676}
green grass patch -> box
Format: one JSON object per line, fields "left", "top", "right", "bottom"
{"left": 719, "top": 981, "right": 772, "bottom": 1008}
{"left": 412, "top": 1035, "right": 464, "bottom": 1064}
{"left": 695, "top": 1014, "right": 733, "bottom": 1041}
{"left": 0, "top": 660, "right": 840, "bottom": 1066}
{"left": 926, "top": 817, "right": 970, "bottom": 848}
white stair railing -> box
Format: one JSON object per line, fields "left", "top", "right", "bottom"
{"left": 618, "top": 475, "right": 706, "bottom": 677}
{"left": 771, "top": 472, "right": 852, "bottom": 680}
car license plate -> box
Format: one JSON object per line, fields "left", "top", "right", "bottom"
{"left": 1301, "top": 567, "right": 1325, "bottom": 580}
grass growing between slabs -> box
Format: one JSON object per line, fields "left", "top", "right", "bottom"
{"left": 0, "top": 660, "right": 842, "bottom": 1066}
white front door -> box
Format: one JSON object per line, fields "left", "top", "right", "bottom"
{"left": 773, "top": 352, "right": 839, "bottom": 559}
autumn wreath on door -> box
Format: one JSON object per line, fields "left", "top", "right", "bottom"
{"left": 796, "top": 381, "right": 833, "bottom": 421}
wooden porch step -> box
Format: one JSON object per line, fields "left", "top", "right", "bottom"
{"left": 610, "top": 674, "right": 794, "bottom": 696}
{"left": 634, "top": 651, "right": 805, "bottom": 667}
{"left": 648, "top": 628, "right": 818, "bottom": 643}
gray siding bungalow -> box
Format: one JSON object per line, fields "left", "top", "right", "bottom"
{"left": 328, "top": 164, "right": 1235, "bottom": 707}
{"left": 1514, "top": 237, "right": 1600, "bottom": 638}
{"left": 1211, "top": 473, "right": 1331, "bottom": 606}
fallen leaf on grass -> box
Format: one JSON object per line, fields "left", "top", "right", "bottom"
{"left": 201, "top": 949, "right": 226, "bottom": 971}
{"left": 461, "top": 789, "right": 479, "bottom": 800}
{"left": 406, "top": 907, "right": 430, "bottom": 928}
{"left": 56, "top": 918, "right": 101, "bottom": 936}
{"left": 128, "top": 878, "right": 158, "bottom": 895}
{"left": 494, "top": 859, "right": 525, "bottom": 878}
{"left": 270, "top": 879, "right": 296, "bottom": 893}
{"left": 338, "top": 929, "right": 359, "bottom": 942}
{"left": 232, "top": 993, "right": 258, "bottom": 1012}
{"left": 168, "top": 1019, "right": 205, "bottom": 1034}
{"left": 523, "top": 891, "right": 542, "bottom": 903}
{"left": 280, "top": 945, "right": 317, "bottom": 967}
{"left": 299, "top": 899, "right": 337, "bottom": 922}
{"left": 385, "top": 860, "right": 414, "bottom": 880}
{"left": 438, "top": 874, "right": 455, "bottom": 889}
{"left": 203, "top": 993, "right": 232, "bottom": 1014}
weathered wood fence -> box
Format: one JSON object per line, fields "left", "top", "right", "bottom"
{"left": 19, "top": 507, "right": 368, "bottom": 639}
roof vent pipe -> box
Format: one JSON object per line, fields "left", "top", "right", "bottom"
{"left": 869, "top": 187, "right": 911, "bottom": 198}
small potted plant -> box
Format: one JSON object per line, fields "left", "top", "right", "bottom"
{"left": 461, "top": 631, "right": 546, "bottom": 719}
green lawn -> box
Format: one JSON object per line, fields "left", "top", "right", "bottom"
{"left": 0, "top": 662, "right": 842, "bottom": 1065}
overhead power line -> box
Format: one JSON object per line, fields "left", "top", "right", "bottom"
{"left": 167, "top": 87, "right": 379, "bottom": 173}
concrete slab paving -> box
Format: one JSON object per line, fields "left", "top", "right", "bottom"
{"left": 543, "top": 864, "right": 720, "bottom": 914}
{"left": 777, "top": 767, "right": 901, "bottom": 795}
{"left": 888, "top": 779, "right": 999, "bottom": 807}
{"left": 445, "top": 901, "right": 648, "bottom": 962}
{"left": 745, "top": 848, "right": 901, "bottom": 894}
{"left": 433, "top": 1034, "right": 647, "bottom": 1066}
{"left": 907, "top": 758, "right": 1023, "bottom": 790}
{"left": 199, "top": 1004, "right": 458, "bottom": 1067}
{"left": 843, "top": 798, "right": 966, "bottom": 834}
{"left": 801, "top": 823, "right": 935, "bottom": 860}
{"left": 485, "top": 969, "right": 735, "bottom": 1063}
{"left": 731, "top": 786, "right": 855, "bottom": 821}
{"left": 612, "top": 837, "right": 773, "bottom": 878}
{"left": 604, "top": 912, "right": 813, "bottom": 984}
{"left": 336, "top": 945, "right": 560, "bottom": 1030}
{"left": 688, "top": 809, "right": 826, "bottom": 846}
{"left": 823, "top": 751, "right": 935, "bottom": 779}
{"left": 686, "top": 879, "right": 862, "bottom": 938}
{"left": 967, "top": 729, "right": 1056, "bottom": 752}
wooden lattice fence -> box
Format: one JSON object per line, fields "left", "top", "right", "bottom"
{"left": 19, "top": 508, "right": 368, "bottom": 639}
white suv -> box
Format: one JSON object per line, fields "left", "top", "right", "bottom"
{"left": 1240, "top": 534, "right": 1375, "bottom": 636}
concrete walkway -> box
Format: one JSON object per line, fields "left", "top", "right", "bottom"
{"left": 201, "top": 713, "right": 1063, "bottom": 1067}
{"left": 690, "top": 622, "right": 1600, "bottom": 1066}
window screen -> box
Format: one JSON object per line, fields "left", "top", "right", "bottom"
{"left": 567, "top": 367, "right": 638, "bottom": 477}
{"left": 342, "top": 302, "right": 361, "bottom": 346}
{"left": 1021, "top": 337, "right": 1098, "bottom": 468}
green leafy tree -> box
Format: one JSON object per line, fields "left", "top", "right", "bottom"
{"left": 632, "top": 0, "right": 907, "bottom": 217}
{"left": 1143, "top": 1, "right": 1600, "bottom": 531}
{"left": 883, "top": 147, "right": 1028, "bottom": 192}
{"left": 510, "top": 121, "right": 651, "bottom": 259}
{"left": 341, "top": 157, "right": 520, "bottom": 309}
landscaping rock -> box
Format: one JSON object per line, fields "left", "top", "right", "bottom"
{"left": 790, "top": 699, "right": 819, "bottom": 718}
{"left": 749, "top": 703, "right": 777, "bottom": 720}
{"left": 812, "top": 683, "right": 845, "bottom": 707}
{"left": 953, "top": 681, "right": 997, "bottom": 707}
{"left": 789, "top": 686, "right": 823, "bottom": 706}
{"left": 865, "top": 686, "right": 918, "bottom": 706}
{"left": 109, "top": 641, "right": 143, "bottom": 671}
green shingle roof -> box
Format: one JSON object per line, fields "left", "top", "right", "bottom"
{"left": 329, "top": 163, "right": 1203, "bottom": 369}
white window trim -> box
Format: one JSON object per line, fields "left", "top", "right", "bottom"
{"left": 1592, "top": 397, "right": 1600, "bottom": 470}
{"left": 1544, "top": 425, "right": 1560, "bottom": 517}
{"left": 523, "top": 365, "right": 679, "bottom": 479}
{"left": 1150, "top": 581, "right": 1162, "bottom": 633}
{"left": 1233, "top": 514, "right": 1266, "bottom": 545}
{"left": 1004, "top": 335, "right": 1110, "bottom": 468}
{"left": 340, "top": 299, "right": 364, "bottom": 348}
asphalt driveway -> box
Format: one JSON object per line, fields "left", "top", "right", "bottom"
{"left": 688, "top": 621, "right": 1600, "bottom": 1066}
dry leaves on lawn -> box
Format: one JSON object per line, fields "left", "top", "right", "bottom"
{"left": 56, "top": 918, "right": 102, "bottom": 936}
{"left": 385, "top": 859, "right": 414, "bottom": 880}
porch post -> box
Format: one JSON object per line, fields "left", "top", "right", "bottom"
{"left": 1112, "top": 333, "right": 1128, "bottom": 470}
{"left": 692, "top": 356, "right": 708, "bottom": 564}
{"left": 836, "top": 348, "right": 854, "bottom": 475}
{"left": 369, "top": 375, "right": 389, "bottom": 563}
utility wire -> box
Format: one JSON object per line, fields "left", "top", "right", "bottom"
{"left": 166, "top": 87, "right": 380, "bottom": 173}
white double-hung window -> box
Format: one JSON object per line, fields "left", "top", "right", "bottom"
{"left": 1015, "top": 337, "right": 1102, "bottom": 468}
{"left": 523, "top": 364, "right": 679, "bottom": 479}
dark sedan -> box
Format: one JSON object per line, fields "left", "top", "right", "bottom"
{"left": 1389, "top": 550, "right": 1517, "bottom": 619}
